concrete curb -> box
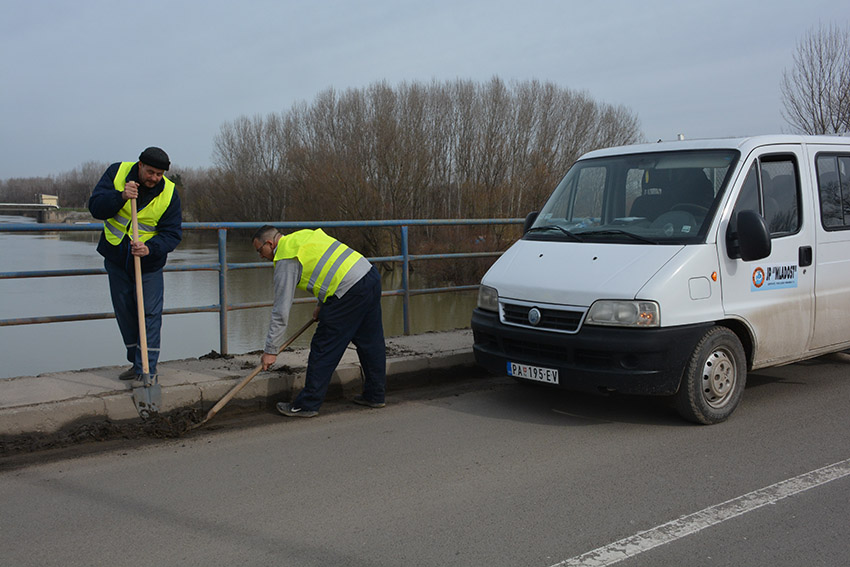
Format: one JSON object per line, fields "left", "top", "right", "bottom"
{"left": 0, "top": 330, "right": 476, "bottom": 439}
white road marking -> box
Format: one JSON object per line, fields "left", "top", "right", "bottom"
{"left": 549, "top": 458, "right": 850, "bottom": 567}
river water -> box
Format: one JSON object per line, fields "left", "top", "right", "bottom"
{"left": 0, "top": 215, "right": 479, "bottom": 379}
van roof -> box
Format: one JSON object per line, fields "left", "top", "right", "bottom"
{"left": 580, "top": 134, "right": 850, "bottom": 160}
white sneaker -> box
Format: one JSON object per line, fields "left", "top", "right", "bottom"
{"left": 276, "top": 402, "right": 318, "bottom": 418}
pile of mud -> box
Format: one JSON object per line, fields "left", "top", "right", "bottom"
{"left": 198, "top": 350, "right": 233, "bottom": 360}
{"left": 0, "top": 407, "right": 203, "bottom": 457}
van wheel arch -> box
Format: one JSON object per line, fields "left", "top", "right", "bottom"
{"left": 717, "top": 319, "right": 754, "bottom": 370}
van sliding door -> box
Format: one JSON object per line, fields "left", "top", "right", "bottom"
{"left": 810, "top": 150, "right": 850, "bottom": 351}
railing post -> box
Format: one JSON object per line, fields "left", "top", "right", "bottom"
{"left": 218, "top": 228, "right": 229, "bottom": 355}
{"left": 401, "top": 225, "right": 410, "bottom": 335}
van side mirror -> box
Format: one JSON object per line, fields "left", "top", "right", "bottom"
{"left": 523, "top": 211, "right": 539, "bottom": 234}
{"left": 735, "top": 210, "right": 771, "bottom": 261}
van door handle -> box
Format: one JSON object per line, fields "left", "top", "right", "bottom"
{"left": 799, "top": 246, "right": 813, "bottom": 267}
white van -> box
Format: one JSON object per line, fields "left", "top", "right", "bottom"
{"left": 472, "top": 135, "right": 850, "bottom": 424}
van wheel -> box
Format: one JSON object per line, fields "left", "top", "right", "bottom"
{"left": 674, "top": 327, "right": 746, "bottom": 425}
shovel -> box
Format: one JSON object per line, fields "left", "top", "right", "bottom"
{"left": 190, "top": 318, "right": 316, "bottom": 430}
{"left": 130, "top": 198, "right": 161, "bottom": 419}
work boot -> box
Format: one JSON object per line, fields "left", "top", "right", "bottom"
{"left": 127, "top": 374, "right": 157, "bottom": 388}
{"left": 352, "top": 395, "right": 386, "bottom": 408}
{"left": 118, "top": 366, "right": 136, "bottom": 380}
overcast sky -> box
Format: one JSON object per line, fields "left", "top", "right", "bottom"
{"left": 1, "top": 0, "right": 848, "bottom": 180}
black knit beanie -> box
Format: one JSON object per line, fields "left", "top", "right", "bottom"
{"left": 138, "top": 147, "right": 170, "bottom": 171}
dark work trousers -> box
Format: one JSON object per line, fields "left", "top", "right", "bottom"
{"left": 294, "top": 266, "right": 386, "bottom": 411}
{"left": 104, "top": 258, "right": 164, "bottom": 375}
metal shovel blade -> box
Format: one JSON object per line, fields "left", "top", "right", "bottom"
{"left": 132, "top": 373, "right": 161, "bottom": 420}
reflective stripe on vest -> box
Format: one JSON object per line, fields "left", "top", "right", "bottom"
{"left": 273, "top": 229, "right": 364, "bottom": 302}
{"left": 103, "top": 162, "right": 175, "bottom": 245}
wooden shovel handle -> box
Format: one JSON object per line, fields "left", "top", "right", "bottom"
{"left": 131, "top": 198, "right": 149, "bottom": 375}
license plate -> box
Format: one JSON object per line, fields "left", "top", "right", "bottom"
{"left": 507, "top": 362, "right": 559, "bottom": 384}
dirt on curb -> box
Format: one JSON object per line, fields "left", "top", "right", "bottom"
{"left": 0, "top": 407, "right": 204, "bottom": 458}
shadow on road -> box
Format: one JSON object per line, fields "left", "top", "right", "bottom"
{"left": 396, "top": 371, "right": 685, "bottom": 428}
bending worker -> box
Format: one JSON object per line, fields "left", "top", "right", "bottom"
{"left": 252, "top": 225, "right": 386, "bottom": 417}
{"left": 88, "top": 147, "right": 182, "bottom": 383}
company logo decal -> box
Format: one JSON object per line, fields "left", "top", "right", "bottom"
{"left": 751, "top": 263, "right": 798, "bottom": 292}
{"left": 528, "top": 307, "right": 542, "bottom": 326}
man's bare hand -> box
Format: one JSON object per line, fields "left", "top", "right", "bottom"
{"left": 130, "top": 240, "right": 149, "bottom": 257}
{"left": 123, "top": 181, "right": 139, "bottom": 200}
{"left": 261, "top": 352, "right": 277, "bottom": 371}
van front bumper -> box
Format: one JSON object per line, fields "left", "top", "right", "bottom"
{"left": 471, "top": 308, "right": 712, "bottom": 396}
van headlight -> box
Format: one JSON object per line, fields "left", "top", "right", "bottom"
{"left": 586, "top": 300, "right": 659, "bottom": 327}
{"left": 477, "top": 285, "right": 499, "bottom": 312}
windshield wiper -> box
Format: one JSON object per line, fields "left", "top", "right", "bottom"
{"left": 526, "top": 225, "right": 584, "bottom": 242}
{"left": 578, "top": 229, "right": 659, "bottom": 244}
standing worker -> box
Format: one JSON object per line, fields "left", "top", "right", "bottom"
{"left": 252, "top": 225, "right": 386, "bottom": 417}
{"left": 88, "top": 147, "right": 182, "bottom": 384}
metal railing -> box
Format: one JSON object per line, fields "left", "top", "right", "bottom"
{"left": 0, "top": 219, "right": 522, "bottom": 354}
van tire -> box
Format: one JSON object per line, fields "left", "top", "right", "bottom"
{"left": 674, "top": 326, "right": 746, "bottom": 425}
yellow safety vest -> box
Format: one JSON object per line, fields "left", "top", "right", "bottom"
{"left": 103, "top": 162, "right": 175, "bottom": 245}
{"left": 274, "top": 229, "right": 365, "bottom": 302}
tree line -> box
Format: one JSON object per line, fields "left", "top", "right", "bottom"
{"left": 198, "top": 77, "right": 641, "bottom": 223}
{"left": 0, "top": 161, "right": 108, "bottom": 212}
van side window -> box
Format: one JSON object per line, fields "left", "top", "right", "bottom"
{"left": 762, "top": 159, "right": 800, "bottom": 235}
{"left": 730, "top": 155, "right": 800, "bottom": 238}
{"left": 817, "top": 154, "right": 850, "bottom": 229}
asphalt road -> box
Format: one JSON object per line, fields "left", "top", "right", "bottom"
{"left": 2, "top": 354, "right": 849, "bottom": 567}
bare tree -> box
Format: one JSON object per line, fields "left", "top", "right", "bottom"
{"left": 56, "top": 161, "right": 109, "bottom": 208}
{"left": 781, "top": 23, "right": 850, "bottom": 134}
{"left": 210, "top": 114, "right": 290, "bottom": 221}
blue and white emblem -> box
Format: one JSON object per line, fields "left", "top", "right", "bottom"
{"left": 528, "top": 307, "right": 542, "bottom": 326}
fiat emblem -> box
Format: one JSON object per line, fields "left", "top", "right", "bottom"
{"left": 528, "top": 307, "right": 542, "bottom": 326}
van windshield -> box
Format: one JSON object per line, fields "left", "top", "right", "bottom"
{"left": 526, "top": 149, "right": 739, "bottom": 244}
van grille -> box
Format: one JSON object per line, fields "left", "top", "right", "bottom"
{"left": 501, "top": 302, "right": 585, "bottom": 333}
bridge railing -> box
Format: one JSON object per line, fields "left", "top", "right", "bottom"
{"left": 0, "top": 219, "right": 522, "bottom": 354}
